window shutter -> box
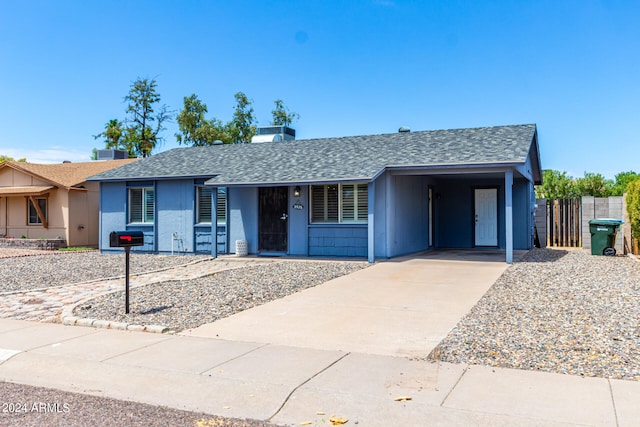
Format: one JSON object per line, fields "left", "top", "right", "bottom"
{"left": 357, "top": 184, "right": 368, "bottom": 221}
{"left": 341, "top": 184, "right": 355, "bottom": 222}
{"left": 197, "top": 187, "right": 212, "bottom": 223}
{"left": 326, "top": 185, "right": 338, "bottom": 222}
{"left": 129, "top": 189, "right": 143, "bottom": 223}
{"left": 144, "top": 189, "right": 155, "bottom": 223}
{"left": 311, "top": 185, "right": 325, "bottom": 222}
{"left": 216, "top": 188, "right": 227, "bottom": 224}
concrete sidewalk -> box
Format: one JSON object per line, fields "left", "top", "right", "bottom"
{"left": 1, "top": 319, "right": 639, "bottom": 426}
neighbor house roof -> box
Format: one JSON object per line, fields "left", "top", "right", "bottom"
{"left": 1, "top": 159, "right": 138, "bottom": 190}
{"left": 89, "top": 124, "right": 541, "bottom": 185}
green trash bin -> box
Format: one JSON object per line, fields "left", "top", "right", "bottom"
{"left": 588, "top": 218, "right": 624, "bottom": 256}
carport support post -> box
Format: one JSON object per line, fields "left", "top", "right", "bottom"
{"left": 211, "top": 186, "right": 217, "bottom": 259}
{"left": 505, "top": 170, "right": 513, "bottom": 264}
{"left": 368, "top": 181, "right": 375, "bottom": 263}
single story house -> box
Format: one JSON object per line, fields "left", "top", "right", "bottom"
{"left": 0, "top": 158, "right": 137, "bottom": 247}
{"left": 89, "top": 124, "right": 542, "bottom": 263}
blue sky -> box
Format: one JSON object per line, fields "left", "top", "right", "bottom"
{"left": 0, "top": 0, "right": 638, "bottom": 179}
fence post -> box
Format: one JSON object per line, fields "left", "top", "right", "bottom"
{"left": 582, "top": 196, "right": 594, "bottom": 251}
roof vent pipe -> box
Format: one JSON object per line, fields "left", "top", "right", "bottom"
{"left": 398, "top": 127, "right": 410, "bottom": 133}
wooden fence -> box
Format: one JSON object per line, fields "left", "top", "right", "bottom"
{"left": 547, "top": 198, "right": 582, "bottom": 247}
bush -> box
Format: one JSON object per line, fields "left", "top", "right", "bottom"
{"left": 626, "top": 178, "right": 640, "bottom": 239}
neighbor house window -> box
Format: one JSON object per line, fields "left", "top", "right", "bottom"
{"left": 196, "top": 187, "right": 227, "bottom": 225}
{"left": 28, "top": 198, "right": 47, "bottom": 225}
{"left": 311, "top": 183, "right": 368, "bottom": 224}
{"left": 129, "top": 187, "right": 154, "bottom": 223}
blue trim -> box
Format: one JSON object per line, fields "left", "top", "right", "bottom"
{"left": 505, "top": 170, "right": 513, "bottom": 264}
{"left": 212, "top": 186, "right": 218, "bottom": 258}
{"left": 368, "top": 181, "right": 375, "bottom": 263}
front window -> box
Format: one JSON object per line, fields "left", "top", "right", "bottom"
{"left": 196, "top": 187, "right": 227, "bottom": 225}
{"left": 28, "top": 198, "right": 47, "bottom": 225}
{"left": 311, "top": 183, "right": 368, "bottom": 224}
{"left": 129, "top": 187, "right": 154, "bottom": 223}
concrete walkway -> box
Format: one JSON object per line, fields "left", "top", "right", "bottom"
{"left": 0, "top": 257, "right": 272, "bottom": 323}
{"left": 1, "top": 252, "right": 639, "bottom": 426}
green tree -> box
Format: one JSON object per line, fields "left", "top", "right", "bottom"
{"left": 124, "top": 78, "right": 170, "bottom": 157}
{"left": 626, "top": 178, "right": 640, "bottom": 241}
{"left": 92, "top": 118, "right": 137, "bottom": 158}
{"left": 575, "top": 172, "right": 613, "bottom": 197}
{"left": 175, "top": 94, "right": 229, "bottom": 146}
{"left": 271, "top": 99, "right": 299, "bottom": 126}
{"left": 227, "top": 92, "right": 256, "bottom": 144}
{"left": 0, "top": 155, "right": 26, "bottom": 163}
{"left": 610, "top": 171, "right": 639, "bottom": 196}
{"left": 535, "top": 170, "right": 579, "bottom": 199}
{"left": 93, "top": 119, "right": 124, "bottom": 149}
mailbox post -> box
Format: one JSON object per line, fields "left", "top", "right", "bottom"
{"left": 109, "top": 231, "right": 144, "bottom": 314}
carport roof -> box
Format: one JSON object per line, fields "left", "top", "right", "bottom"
{"left": 88, "top": 123, "right": 541, "bottom": 185}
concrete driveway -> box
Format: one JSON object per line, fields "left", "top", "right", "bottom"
{"left": 183, "top": 251, "right": 513, "bottom": 358}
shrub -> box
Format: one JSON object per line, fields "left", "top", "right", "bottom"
{"left": 626, "top": 178, "right": 640, "bottom": 239}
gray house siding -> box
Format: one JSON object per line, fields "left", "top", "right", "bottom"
{"left": 99, "top": 181, "right": 127, "bottom": 251}
{"left": 157, "top": 180, "right": 194, "bottom": 253}
{"left": 382, "top": 174, "right": 433, "bottom": 257}
{"left": 288, "top": 185, "right": 309, "bottom": 256}
{"left": 228, "top": 187, "right": 258, "bottom": 255}
{"left": 99, "top": 175, "right": 534, "bottom": 258}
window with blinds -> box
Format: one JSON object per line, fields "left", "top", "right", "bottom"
{"left": 216, "top": 188, "right": 227, "bottom": 225}
{"left": 197, "top": 186, "right": 212, "bottom": 223}
{"left": 311, "top": 183, "right": 367, "bottom": 224}
{"left": 129, "top": 187, "right": 154, "bottom": 223}
{"left": 197, "top": 187, "right": 227, "bottom": 225}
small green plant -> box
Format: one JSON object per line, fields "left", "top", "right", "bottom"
{"left": 20, "top": 234, "right": 27, "bottom": 239}
{"left": 58, "top": 246, "right": 96, "bottom": 252}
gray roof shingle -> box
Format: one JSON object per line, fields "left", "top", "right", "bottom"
{"left": 89, "top": 124, "right": 539, "bottom": 185}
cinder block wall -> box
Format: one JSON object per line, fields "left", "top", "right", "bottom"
{"left": 582, "top": 196, "right": 624, "bottom": 253}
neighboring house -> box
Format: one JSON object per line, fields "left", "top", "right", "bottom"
{"left": 0, "top": 158, "right": 138, "bottom": 247}
{"left": 89, "top": 124, "right": 542, "bottom": 263}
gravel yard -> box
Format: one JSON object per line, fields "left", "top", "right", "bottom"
{"left": 0, "top": 381, "right": 279, "bottom": 427}
{"left": 73, "top": 261, "right": 368, "bottom": 332}
{"left": 428, "top": 248, "right": 640, "bottom": 380}
{"left": 0, "top": 251, "right": 210, "bottom": 293}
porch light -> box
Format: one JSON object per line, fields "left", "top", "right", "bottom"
{"left": 294, "top": 186, "right": 301, "bottom": 197}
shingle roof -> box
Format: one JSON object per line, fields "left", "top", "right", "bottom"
{"left": 89, "top": 124, "right": 539, "bottom": 185}
{"left": 1, "top": 159, "right": 138, "bottom": 189}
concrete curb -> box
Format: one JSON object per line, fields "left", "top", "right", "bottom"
{"left": 61, "top": 315, "right": 171, "bottom": 334}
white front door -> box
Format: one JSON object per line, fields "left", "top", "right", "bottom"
{"left": 475, "top": 188, "right": 498, "bottom": 246}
